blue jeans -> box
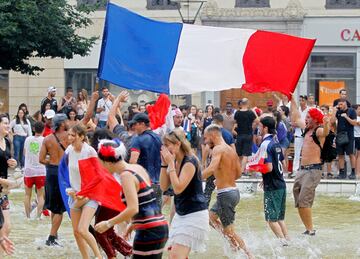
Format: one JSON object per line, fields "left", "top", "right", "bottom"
{"left": 13, "top": 135, "right": 26, "bottom": 168}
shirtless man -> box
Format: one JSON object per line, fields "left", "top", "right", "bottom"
{"left": 290, "top": 98, "right": 329, "bottom": 235}
{"left": 202, "top": 124, "right": 253, "bottom": 258}
{"left": 39, "top": 114, "right": 69, "bottom": 246}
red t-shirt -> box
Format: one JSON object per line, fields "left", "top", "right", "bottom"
{"left": 43, "top": 125, "right": 53, "bottom": 137}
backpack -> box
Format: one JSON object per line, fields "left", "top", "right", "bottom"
{"left": 311, "top": 127, "right": 337, "bottom": 163}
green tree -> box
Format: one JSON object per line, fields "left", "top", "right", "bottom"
{"left": 0, "top": 0, "right": 99, "bottom": 75}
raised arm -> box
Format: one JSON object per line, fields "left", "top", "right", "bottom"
{"left": 290, "top": 97, "right": 305, "bottom": 129}
{"left": 82, "top": 91, "right": 99, "bottom": 126}
{"left": 108, "top": 91, "right": 129, "bottom": 132}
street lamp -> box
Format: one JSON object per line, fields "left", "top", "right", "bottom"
{"left": 172, "top": 0, "right": 206, "bottom": 24}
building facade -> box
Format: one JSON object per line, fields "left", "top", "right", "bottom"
{"left": 1, "top": 0, "right": 360, "bottom": 115}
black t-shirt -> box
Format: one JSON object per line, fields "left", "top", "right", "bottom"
{"left": 333, "top": 98, "right": 351, "bottom": 108}
{"left": 336, "top": 108, "right": 357, "bottom": 138}
{"left": 234, "top": 110, "right": 256, "bottom": 135}
{"left": 0, "top": 138, "right": 11, "bottom": 179}
{"left": 41, "top": 97, "right": 58, "bottom": 114}
{"left": 174, "top": 155, "right": 207, "bottom": 216}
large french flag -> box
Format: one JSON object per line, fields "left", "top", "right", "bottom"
{"left": 98, "top": 3, "right": 315, "bottom": 97}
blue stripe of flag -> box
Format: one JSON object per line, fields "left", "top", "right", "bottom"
{"left": 98, "top": 3, "right": 183, "bottom": 94}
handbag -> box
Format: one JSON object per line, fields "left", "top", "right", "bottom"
{"left": 336, "top": 131, "right": 349, "bottom": 146}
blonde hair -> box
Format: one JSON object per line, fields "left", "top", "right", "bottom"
{"left": 163, "top": 128, "right": 193, "bottom": 156}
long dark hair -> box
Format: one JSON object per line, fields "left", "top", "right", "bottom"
{"left": 15, "top": 108, "right": 28, "bottom": 124}
{"left": 18, "top": 103, "right": 29, "bottom": 116}
{"left": 90, "top": 128, "right": 115, "bottom": 152}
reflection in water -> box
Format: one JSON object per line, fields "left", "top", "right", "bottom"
{"left": 8, "top": 189, "right": 360, "bottom": 258}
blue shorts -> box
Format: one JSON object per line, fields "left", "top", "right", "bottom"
{"left": 68, "top": 196, "right": 98, "bottom": 211}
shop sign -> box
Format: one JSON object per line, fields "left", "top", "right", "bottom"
{"left": 340, "top": 29, "right": 360, "bottom": 41}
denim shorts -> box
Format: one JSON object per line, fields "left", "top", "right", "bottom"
{"left": 68, "top": 196, "right": 98, "bottom": 211}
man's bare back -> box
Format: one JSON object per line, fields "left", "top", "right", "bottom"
{"left": 40, "top": 131, "right": 69, "bottom": 166}
{"left": 211, "top": 143, "right": 242, "bottom": 190}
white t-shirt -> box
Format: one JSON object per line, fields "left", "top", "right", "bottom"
{"left": 66, "top": 142, "right": 97, "bottom": 192}
{"left": 294, "top": 106, "right": 309, "bottom": 137}
{"left": 97, "top": 98, "right": 113, "bottom": 122}
{"left": 24, "top": 136, "right": 46, "bottom": 177}
{"left": 10, "top": 119, "right": 32, "bottom": 137}
{"left": 354, "top": 116, "right": 360, "bottom": 138}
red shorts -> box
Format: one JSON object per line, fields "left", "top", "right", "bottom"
{"left": 24, "top": 176, "right": 46, "bottom": 189}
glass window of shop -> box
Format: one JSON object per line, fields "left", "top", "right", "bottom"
{"left": 65, "top": 69, "right": 108, "bottom": 95}
{"left": 0, "top": 70, "right": 9, "bottom": 114}
{"left": 308, "top": 53, "right": 356, "bottom": 106}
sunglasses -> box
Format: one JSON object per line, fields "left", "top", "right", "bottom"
{"left": 169, "top": 131, "right": 181, "bottom": 141}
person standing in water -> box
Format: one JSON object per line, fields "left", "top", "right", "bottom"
{"left": 249, "top": 116, "right": 289, "bottom": 245}
{"left": 65, "top": 124, "right": 102, "bottom": 258}
{"left": 202, "top": 125, "right": 253, "bottom": 258}
{"left": 95, "top": 140, "right": 169, "bottom": 258}
{"left": 290, "top": 98, "right": 330, "bottom": 235}
{"left": 39, "top": 114, "right": 69, "bottom": 246}
{"left": 160, "top": 129, "right": 209, "bottom": 258}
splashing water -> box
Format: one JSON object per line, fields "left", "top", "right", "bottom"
{"left": 349, "top": 182, "right": 360, "bottom": 201}
{"left": 6, "top": 189, "right": 360, "bottom": 258}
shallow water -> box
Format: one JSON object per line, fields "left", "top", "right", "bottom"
{"left": 7, "top": 189, "right": 360, "bottom": 258}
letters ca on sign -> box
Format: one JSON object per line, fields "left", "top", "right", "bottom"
{"left": 340, "top": 28, "right": 360, "bottom": 41}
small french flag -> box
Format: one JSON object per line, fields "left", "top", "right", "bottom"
{"left": 98, "top": 3, "right": 315, "bottom": 97}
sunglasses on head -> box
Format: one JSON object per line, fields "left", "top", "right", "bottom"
{"left": 169, "top": 130, "right": 181, "bottom": 141}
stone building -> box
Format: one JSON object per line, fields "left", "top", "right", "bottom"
{"left": 1, "top": 0, "right": 359, "bottom": 115}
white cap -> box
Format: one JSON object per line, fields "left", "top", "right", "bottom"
{"left": 44, "top": 109, "right": 55, "bottom": 119}
{"left": 47, "top": 86, "right": 56, "bottom": 93}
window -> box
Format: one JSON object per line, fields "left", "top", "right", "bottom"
{"left": 146, "top": 0, "right": 178, "bottom": 10}
{"left": 65, "top": 69, "right": 108, "bottom": 95}
{"left": 326, "top": 0, "right": 360, "bottom": 9}
{"left": 77, "top": 0, "right": 106, "bottom": 10}
{"left": 308, "top": 53, "right": 356, "bottom": 105}
{"left": 0, "top": 70, "right": 8, "bottom": 114}
{"left": 235, "top": 0, "right": 270, "bottom": 8}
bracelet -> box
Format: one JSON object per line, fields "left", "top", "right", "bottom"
{"left": 105, "top": 220, "right": 113, "bottom": 228}
{"left": 161, "top": 165, "right": 168, "bottom": 168}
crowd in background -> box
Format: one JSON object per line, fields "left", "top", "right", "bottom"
{"left": 0, "top": 85, "right": 358, "bottom": 257}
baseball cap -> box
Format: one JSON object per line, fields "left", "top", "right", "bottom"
{"left": 266, "top": 99, "right": 274, "bottom": 106}
{"left": 44, "top": 109, "right": 55, "bottom": 119}
{"left": 128, "top": 113, "right": 150, "bottom": 125}
{"left": 52, "top": 113, "right": 68, "bottom": 131}
{"left": 47, "top": 86, "right": 56, "bottom": 93}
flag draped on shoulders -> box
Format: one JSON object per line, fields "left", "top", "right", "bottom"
{"left": 98, "top": 3, "right": 315, "bottom": 98}
{"left": 246, "top": 139, "right": 272, "bottom": 174}
{"left": 58, "top": 153, "right": 71, "bottom": 216}
{"left": 58, "top": 155, "right": 126, "bottom": 216}
{"left": 77, "top": 157, "right": 126, "bottom": 212}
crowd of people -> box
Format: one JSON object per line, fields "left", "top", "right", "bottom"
{"left": 0, "top": 85, "right": 358, "bottom": 258}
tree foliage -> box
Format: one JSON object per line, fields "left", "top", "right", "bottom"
{"left": 0, "top": 0, "right": 99, "bottom": 75}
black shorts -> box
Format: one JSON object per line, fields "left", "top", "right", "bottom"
{"left": 355, "top": 137, "right": 360, "bottom": 151}
{"left": 336, "top": 138, "right": 355, "bottom": 155}
{"left": 45, "top": 165, "right": 66, "bottom": 214}
{"left": 235, "top": 134, "right": 253, "bottom": 156}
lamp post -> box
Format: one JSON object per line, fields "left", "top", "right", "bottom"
{"left": 172, "top": 0, "right": 206, "bottom": 24}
